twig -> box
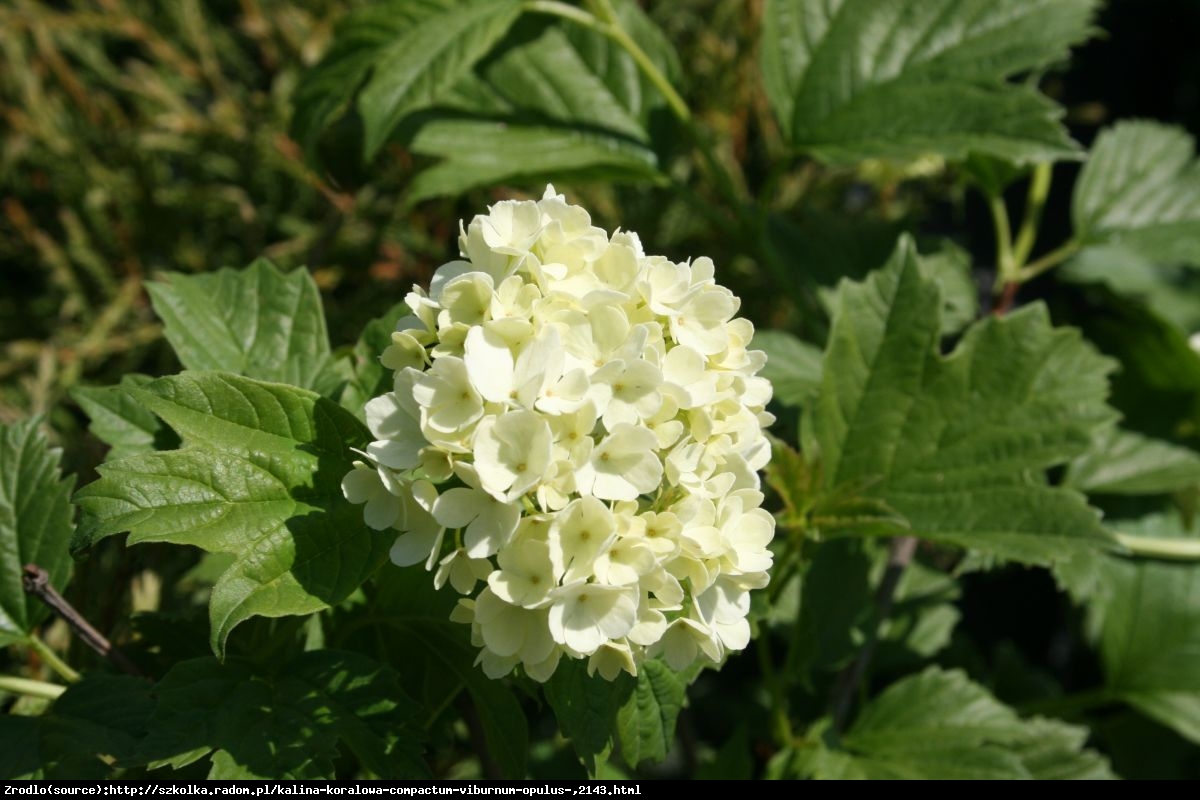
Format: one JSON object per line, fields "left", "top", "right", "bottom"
{"left": 829, "top": 536, "right": 917, "bottom": 733}
{"left": 22, "top": 564, "right": 143, "bottom": 677}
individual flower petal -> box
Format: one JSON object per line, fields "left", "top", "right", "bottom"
{"left": 473, "top": 410, "right": 553, "bottom": 502}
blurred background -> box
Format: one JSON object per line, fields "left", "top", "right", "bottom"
{"left": 4, "top": 0, "right": 1200, "bottom": 778}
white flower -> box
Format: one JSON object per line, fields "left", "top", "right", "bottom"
{"left": 387, "top": 480, "right": 444, "bottom": 568}
{"left": 574, "top": 423, "right": 663, "bottom": 501}
{"left": 346, "top": 186, "right": 776, "bottom": 682}
{"left": 341, "top": 462, "right": 402, "bottom": 530}
{"left": 473, "top": 410, "right": 553, "bottom": 502}
{"left": 547, "top": 581, "right": 638, "bottom": 655}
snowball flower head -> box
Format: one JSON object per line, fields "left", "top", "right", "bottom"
{"left": 344, "top": 186, "right": 775, "bottom": 681}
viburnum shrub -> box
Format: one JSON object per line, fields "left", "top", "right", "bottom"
{"left": 343, "top": 187, "right": 775, "bottom": 681}
{"left": 7, "top": 0, "right": 1200, "bottom": 782}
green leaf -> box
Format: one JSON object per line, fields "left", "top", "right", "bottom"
{"left": 358, "top": 0, "right": 521, "bottom": 157}
{"left": 1064, "top": 427, "right": 1200, "bottom": 495}
{"left": 408, "top": 120, "right": 661, "bottom": 203}
{"left": 875, "top": 558, "right": 961, "bottom": 670}
{"left": 815, "top": 667, "right": 1114, "bottom": 779}
{"left": 1088, "top": 512, "right": 1200, "bottom": 744}
{"left": 754, "top": 330, "right": 822, "bottom": 408}
{"left": 291, "top": 1, "right": 450, "bottom": 158}
{"left": 915, "top": 240, "right": 978, "bottom": 336}
{"left": 761, "top": 0, "right": 1095, "bottom": 164}
{"left": 338, "top": 302, "right": 412, "bottom": 422}
{"left": 403, "top": 3, "right": 674, "bottom": 200}
{"left": 765, "top": 438, "right": 817, "bottom": 529}
{"left": 0, "top": 674, "right": 154, "bottom": 779}
{"left": 364, "top": 568, "right": 529, "bottom": 779}
{"left": 960, "top": 152, "right": 1032, "bottom": 196}
{"left": 545, "top": 659, "right": 629, "bottom": 774}
{"left": 0, "top": 716, "right": 45, "bottom": 780}
{"left": 146, "top": 258, "right": 342, "bottom": 396}
{"left": 615, "top": 659, "right": 687, "bottom": 769}
{"left": 546, "top": 657, "right": 693, "bottom": 774}
{"left": 807, "top": 236, "right": 1117, "bottom": 564}
{"left": 71, "top": 374, "right": 178, "bottom": 461}
{"left": 0, "top": 419, "right": 75, "bottom": 647}
{"left": 73, "top": 372, "right": 389, "bottom": 656}
{"left": 792, "top": 539, "right": 872, "bottom": 676}
{"left": 1073, "top": 121, "right": 1200, "bottom": 267}
{"left": 1060, "top": 245, "right": 1200, "bottom": 333}
{"left": 137, "top": 650, "right": 425, "bottom": 779}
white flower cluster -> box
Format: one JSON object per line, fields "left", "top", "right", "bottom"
{"left": 343, "top": 186, "right": 775, "bottom": 681}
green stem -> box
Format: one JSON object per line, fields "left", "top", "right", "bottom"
{"left": 988, "top": 193, "right": 1017, "bottom": 292}
{"left": 523, "top": 1, "right": 607, "bottom": 33}
{"left": 27, "top": 635, "right": 80, "bottom": 683}
{"left": 1017, "top": 239, "right": 1081, "bottom": 283}
{"left": 526, "top": 0, "right": 689, "bottom": 123}
{"left": 1115, "top": 532, "right": 1200, "bottom": 561}
{"left": 1011, "top": 163, "right": 1053, "bottom": 267}
{"left": 756, "top": 636, "right": 794, "bottom": 747}
{"left": 0, "top": 674, "right": 67, "bottom": 701}
{"left": 585, "top": 0, "right": 690, "bottom": 123}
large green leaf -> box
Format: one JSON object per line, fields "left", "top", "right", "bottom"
{"left": 71, "top": 374, "right": 177, "bottom": 461}
{"left": 404, "top": 3, "right": 675, "bottom": 200}
{"left": 760, "top": 0, "right": 1095, "bottom": 164}
{"left": 807, "top": 236, "right": 1117, "bottom": 564}
{"left": 146, "top": 259, "right": 342, "bottom": 396}
{"left": 1064, "top": 427, "right": 1200, "bottom": 495}
{"left": 73, "top": 372, "right": 389, "bottom": 656}
{"left": 136, "top": 650, "right": 425, "bottom": 779}
{"left": 357, "top": 0, "right": 522, "bottom": 157}
{"left": 802, "top": 667, "right": 1113, "bottom": 779}
{"left": 1089, "top": 513, "right": 1200, "bottom": 744}
{"left": 1073, "top": 121, "right": 1200, "bottom": 267}
{"left": 0, "top": 419, "right": 75, "bottom": 647}
{"left": 292, "top": 0, "right": 521, "bottom": 159}
{"left": 546, "top": 657, "right": 694, "bottom": 774}
{"left": 0, "top": 674, "right": 153, "bottom": 779}
{"left": 615, "top": 659, "right": 687, "bottom": 769}
{"left": 408, "top": 120, "right": 661, "bottom": 203}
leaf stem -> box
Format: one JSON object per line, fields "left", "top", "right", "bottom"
{"left": 1011, "top": 162, "right": 1052, "bottom": 267}
{"left": 522, "top": 0, "right": 606, "bottom": 33}
{"left": 26, "top": 635, "right": 80, "bottom": 684}
{"left": 584, "top": 0, "right": 691, "bottom": 123}
{"left": 988, "top": 193, "right": 1017, "bottom": 292}
{"left": 0, "top": 674, "right": 67, "bottom": 701}
{"left": 525, "top": 0, "right": 689, "bottom": 123}
{"left": 1016, "top": 239, "right": 1081, "bottom": 283}
{"left": 1115, "top": 532, "right": 1200, "bottom": 561}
